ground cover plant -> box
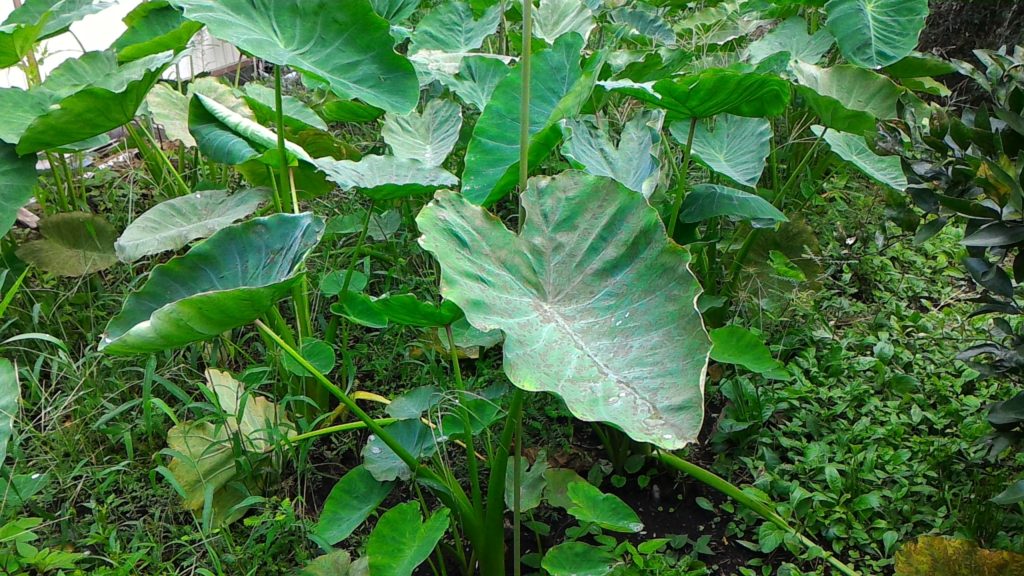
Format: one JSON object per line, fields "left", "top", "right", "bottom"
{"left": 1, "top": 0, "right": 1023, "bottom": 574}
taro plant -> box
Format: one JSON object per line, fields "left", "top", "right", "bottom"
{"left": 0, "top": 0, "right": 946, "bottom": 574}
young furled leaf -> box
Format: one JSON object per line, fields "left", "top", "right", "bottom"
{"left": 418, "top": 172, "right": 710, "bottom": 449}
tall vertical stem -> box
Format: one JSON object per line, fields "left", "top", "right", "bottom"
{"left": 667, "top": 117, "right": 698, "bottom": 238}
{"left": 445, "top": 325, "right": 484, "bottom": 516}
{"left": 513, "top": 3, "right": 533, "bottom": 574}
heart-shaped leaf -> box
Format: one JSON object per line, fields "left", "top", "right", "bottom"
{"left": 793, "top": 62, "right": 902, "bottom": 135}
{"left": 169, "top": 0, "right": 418, "bottom": 113}
{"left": 437, "top": 55, "right": 510, "bottom": 111}
{"left": 409, "top": 1, "right": 500, "bottom": 53}
{"left": 417, "top": 172, "right": 710, "bottom": 449}
{"left": 100, "top": 213, "right": 324, "bottom": 355}
{"left": 533, "top": 0, "right": 595, "bottom": 45}
{"left": 542, "top": 542, "right": 617, "bottom": 576}
{"left": 561, "top": 110, "right": 664, "bottom": 198}
{"left": 17, "top": 212, "right": 118, "bottom": 277}
{"left": 671, "top": 115, "right": 772, "bottom": 188}
{"left": 115, "top": 188, "right": 270, "bottom": 262}
{"left": 812, "top": 126, "right": 907, "bottom": 191}
{"left": 566, "top": 481, "right": 643, "bottom": 533}
{"left": 381, "top": 99, "right": 462, "bottom": 167}
{"left": 145, "top": 83, "right": 195, "bottom": 146}
{"left": 825, "top": 0, "right": 929, "bottom": 69}
{"left": 314, "top": 465, "right": 394, "bottom": 546}
{"left": 367, "top": 503, "right": 450, "bottom": 576}
{"left": 745, "top": 17, "right": 834, "bottom": 65}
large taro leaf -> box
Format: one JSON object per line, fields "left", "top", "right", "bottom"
{"left": 825, "top": 0, "right": 929, "bottom": 69}
{"left": 367, "top": 503, "right": 450, "bottom": 576}
{"left": 671, "top": 115, "right": 771, "bottom": 188}
{"left": 370, "top": 0, "right": 420, "bottom": 22}
{"left": 792, "top": 62, "right": 902, "bottom": 135}
{"left": 812, "top": 126, "right": 907, "bottom": 191}
{"left": 678, "top": 184, "right": 787, "bottom": 224}
{"left": 112, "top": 0, "right": 202, "bottom": 62}
{"left": 381, "top": 99, "right": 463, "bottom": 168}
{"left": 168, "top": 0, "right": 418, "bottom": 113}
{"left": 600, "top": 69, "right": 791, "bottom": 119}
{"left": 745, "top": 17, "right": 834, "bottom": 65}
{"left": 533, "top": 0, "right": 595, "bottom": 45}
{"left": 417, "top": 172, "right": 710, "bottom": 449}
{"left": 10, "top": 50, "right": 176, "bottom": 154}
{"left": 115, "top": 188, "right": 270, "bottom": 262}
{"left": 608, "top": 3, "right": 676, "bottom": 46}
{"left": 409, "top": 1, "right": 500, "bottom": 53}
{"left": 16, "top": 212, "right": 118, "bottom": 277}
{"left": 461, "top": 33, "right": 596, "bottom": 206}
{"left": 543, "top": 542, "right": 617, "bottom": 576}
{"left": 100, "top": 213, "right": 324, "bottom": 355}
{"left": 0, "top": 143, "right": 38, "bottom": 239}
{"left": 0, "top": 359, "right": 18, "bottom": 467}
{"left": 560, "top": 110, "right": 664, "bottom": 198}
{"left": 316, "top": 155, "right": 458, "bottom": 201}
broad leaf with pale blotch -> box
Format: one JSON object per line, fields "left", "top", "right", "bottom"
{"left": 316, "top": 155, "right": 458, "bottom": 200}
{"left": 417, "top": 172, "right": 710, "bottom": 449}
{"left": 671, "top": 115, "right": 771, "bottom": 188}
{"left": 561, "top": 110, "right": 664, "bottom": 197}
{"left": 381, "top": 99, "right": 462, "bottom": 167}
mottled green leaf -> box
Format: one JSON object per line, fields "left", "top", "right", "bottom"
{"left": 678, "top": 184, "right": 786, "bottom": 223}
{"left": 561, "top": 110, "right": 663, "bottom": 197}
{"left": 316, "top": 155, "right": 458, "bottom": 200}
{"left": 145, "top": 82, "right": 195, "bottom": 146}
{"left": 746, "top": 17, "right": 833, "bottom": 65}
{"left": 410, "top": 1, "right": 500, "bottom": 53}
{"left": 534, "top": 0, "right": 595, "bottom": 45}
{"left": 437, "top": 55, "right": 510, "bottom": 111}
{"left": 417, "top": 172, "right": 710, "bottom": 449}
{"left": 793, "top": 62, "right": 902, "bottom": 134}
